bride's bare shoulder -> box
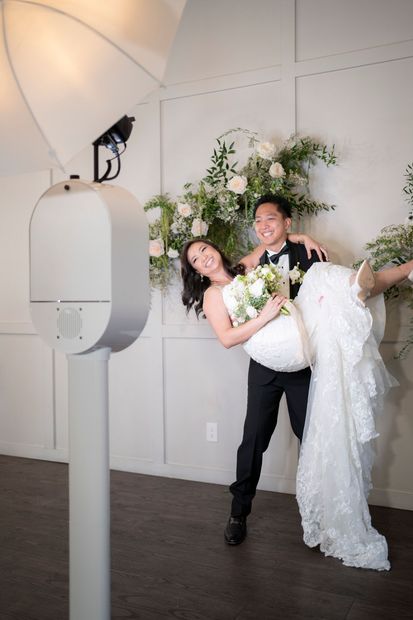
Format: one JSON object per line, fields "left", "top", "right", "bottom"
{"left": 204, "top": 285, "right": 224, "bottom": 300}
{"left": 204, "top": 285, "right": 229, "bottom": 311}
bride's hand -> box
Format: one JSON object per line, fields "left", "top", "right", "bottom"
{"left": 258, "top": 294, "right": 287, "bottom": 324}
{"left": 288, "top": 233, "right": 329, "bottom": 261}
{"left": 302, "top": 235, "right": 328, "bottom": 261}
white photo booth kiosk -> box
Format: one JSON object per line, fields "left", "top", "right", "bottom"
{"left": 30, "top": 179, "right": 150, "bottom": 620}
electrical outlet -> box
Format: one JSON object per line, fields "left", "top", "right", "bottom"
{"left": 206, "top": 422, "right": 218, "bottom": 442}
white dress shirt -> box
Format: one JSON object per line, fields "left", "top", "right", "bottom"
{"left": 266, "top": 245, "right": 290, "bottom": 297}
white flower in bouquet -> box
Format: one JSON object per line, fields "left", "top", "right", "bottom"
{"left": 269, "top": 162, "right": 286, "bottom": 178}
{"left": 289, "top": 264, "right": 305, "bottom": 285}
{"left": 167, "top": 248, "right": 179, "bottom": 259}
{"left": 227, "top": 175, "right": 248, "bottom": 195}
{"left": 191, "top": 218, "right": 209, "bottom": 236}
{"left": 259, "top": 265, "right": 274, "bottom": 278}
{"left": 246, "top": 305, "right": 258, "bottom": 319}
{"left": 231, "top": 277, "right": 245, "bottom": 292}
{"left": 149, "top": 239, "right": 164, "bottom": 257}
{"left": 177, "top": 202, "right": 192, "bottom": 217}
{"left": 249, "top": 278, "right": 265, "bottom": 298}
{"left": 256, "top": 141, "right": 276, "bottom": 160}
{"left": 224, "top": 294, "right": 239, "bottom": 315}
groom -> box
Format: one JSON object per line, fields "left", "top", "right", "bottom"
{"left": 224, "top": 193, "right": 323, "bottom": 545}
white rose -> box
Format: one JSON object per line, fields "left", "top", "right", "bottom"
{"left": 246, "top": 305, "right": 258, "bottom": 319}
{"left": 233, "top": 279, "right": 246, "bottom": 294}
{"left": 149, "top": 238, "right": 164, "bottom": 257}
{"left": 191, "top": 218, "right": 209, "bottom": 237}
{"left": 269, "top": 162, "right": 286, "bottom": 178}
{"left": 256, "top": 141, "right": 276, "bottom": 160}
{"left": 249, "top": 278, "right": 265, "bottom": 297}
{"left": 227, "top": 175, "right": 248, "bottom": 195}
{"left": 167, "top": 248, "right": 179, "bottom": 259}
{"left": 177, "top": 202, "right": 192, "bottom": 217}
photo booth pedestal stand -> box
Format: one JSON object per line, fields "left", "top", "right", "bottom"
{"left": 68, "top": 348, "right": 111, "bottom": 620}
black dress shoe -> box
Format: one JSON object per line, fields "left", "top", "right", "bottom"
{"left": 224, "top": 516, "right": 247, "bottom": 545}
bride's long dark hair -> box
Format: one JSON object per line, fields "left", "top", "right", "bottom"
{"left": 180, "top": 238, "right": 245, "bottom": 318}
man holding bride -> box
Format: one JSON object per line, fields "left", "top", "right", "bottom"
{"left": 180, "top": 193, "right": 413, "bottom": 570}
{"left": 221, "top": 194, "right": 325, "bottom": 545}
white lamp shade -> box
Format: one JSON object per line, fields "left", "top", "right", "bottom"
{"left": 0, "top": 0, "right": 186, "bottom": 175}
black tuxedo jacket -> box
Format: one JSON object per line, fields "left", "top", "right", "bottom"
{"left": 258, "top": 239, "right": 320, "bottom": 299}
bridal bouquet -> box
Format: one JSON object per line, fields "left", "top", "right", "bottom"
{"left": 224, "top": 264, "right": 295, "bottom": 327}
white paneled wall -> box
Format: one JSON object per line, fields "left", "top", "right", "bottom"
{"left": 0, "top": 334, "right": 54, "bottom": 457}
{"left": 161, "top": 82, "right": 283, "bottom": 195}
{"left": 0, "top": 171, "right": 51, "bottom": 324}
{"left": 164, "top": 0, "right": 282, "bottom": 83}
{"left": 295, "top": 0, "right": 413, "bottom": 61}
{"left": 0, "top": 0, "right": 412, "bottom": 509}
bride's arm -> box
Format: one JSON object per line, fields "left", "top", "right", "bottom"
{"left": 288, "top": 233, "right": 329, "bottom": 261}
{"left": 239, "top": 244, "right": 266, "bottom": 271}
{"left": 240, "top": 235, "right": 329, "bottom": 270}
{"left": 203, "top": 287, "right": 286, "bottom": 349}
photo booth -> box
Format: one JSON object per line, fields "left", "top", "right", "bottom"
{"left": 1, "top": 1, "right": 187, "bottom": 617}
{"left": 30, "top": 179, "right": 149, "bottom": 619}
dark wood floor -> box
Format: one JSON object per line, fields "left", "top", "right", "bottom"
{"left": 0, "top": 455, "right": 412, "bottom": 620}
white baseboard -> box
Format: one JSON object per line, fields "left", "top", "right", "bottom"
{"left": 110, "top": 455, "right": 298, "bottom": 494}
{"left": 2, "top": 446, "right": 412, "bottom": 511}
{"left": 0, "top": 442, "right": 68, "bottom": 463}
{"left": 369, "top": 487, "right": 413, "bottom": 511}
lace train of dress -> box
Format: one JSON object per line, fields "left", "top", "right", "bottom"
{"left": 222, "top": 262, "right": 397, "bottom": 570}
{"left": 296, "top": 263, "right": 397, "bottom": 571}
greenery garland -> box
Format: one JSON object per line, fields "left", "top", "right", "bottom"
{"left": 357, "top": 164, "right": 413, "bottom": 358}
{"left": 145, "top": 128, "right": 337, "bottom": 288}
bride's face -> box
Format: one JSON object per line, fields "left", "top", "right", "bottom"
{"left": 187, "top": 242, "right": 223, "bottom": 278}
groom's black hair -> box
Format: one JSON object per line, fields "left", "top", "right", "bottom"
{"left": 253, "top": 194, "right": 292, "bottom": 219}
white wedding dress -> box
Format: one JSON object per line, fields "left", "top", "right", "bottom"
{"left": 222, "top": 262, "right": 397, "bottom": 571}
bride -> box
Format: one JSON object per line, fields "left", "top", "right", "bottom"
{"left": 180, "top": 236, "right": 413, "bottom": 571}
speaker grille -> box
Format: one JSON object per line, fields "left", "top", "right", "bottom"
{"left": 57, "top": 308, "right": 82, "bottom": 339}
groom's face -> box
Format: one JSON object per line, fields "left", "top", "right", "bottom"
{"left": 254, "top": 202, "right": 291, "bottom": 250}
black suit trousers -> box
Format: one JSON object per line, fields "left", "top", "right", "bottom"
{"left": 230, "top": 359, "right": 311, "bottom": 517}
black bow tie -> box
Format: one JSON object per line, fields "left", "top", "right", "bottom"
{"left": 268, "top": 245, "right": 289, "bottom": 265}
